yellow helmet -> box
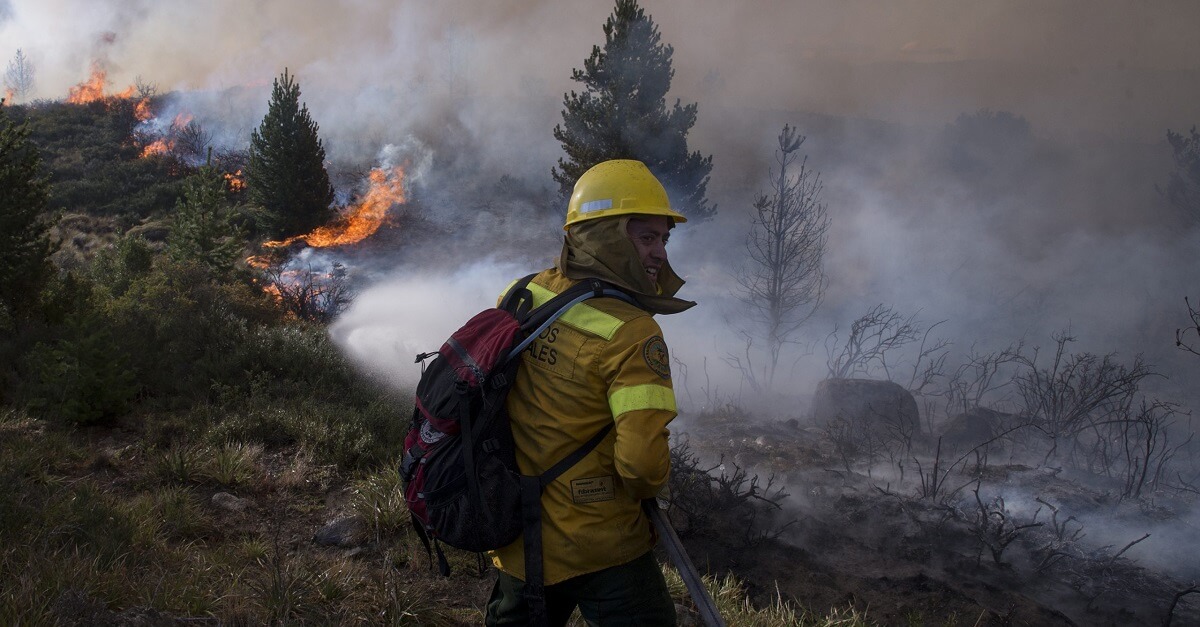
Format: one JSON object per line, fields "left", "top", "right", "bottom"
{"left": 564, "top": 159, "right": 687, "bottom": 230}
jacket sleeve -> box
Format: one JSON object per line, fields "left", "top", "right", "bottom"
{"left": 601, "top": 315, "right": 677, "bottom": 500}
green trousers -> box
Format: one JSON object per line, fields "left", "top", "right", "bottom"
{"left": 485, "top": 551, "right": 677, "bottom": 626}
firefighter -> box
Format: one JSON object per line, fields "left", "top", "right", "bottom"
{"left": 486, "top": 160, "right": 696, "bottom": 626}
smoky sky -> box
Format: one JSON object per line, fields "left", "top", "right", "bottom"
{"left": 5, "top": 0, "right": 1200, "bottom": 409}
{"left": 6, "top": 0, "right": 1200, "bottom": 140}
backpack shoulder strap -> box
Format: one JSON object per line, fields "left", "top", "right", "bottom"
{"left": 506, "top": 279, "right": 641, "bottom": 365}
{"left": 499, "top": 272, "right": 538, "bottom": 318}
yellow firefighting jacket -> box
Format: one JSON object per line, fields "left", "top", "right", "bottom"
{"left": 489, "top": 267, "right": 677, "bottom": 584}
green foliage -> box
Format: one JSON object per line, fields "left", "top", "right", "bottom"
{"left": 205, "top": 394, "right": 405, "bottom": 469}
{"left": 101, "top": 257, "right": 279, "bottom": 404}
{"left": 153, "top": 443, "right": 205, "bottom": 484}
{"left": 166, "top": 164, "right": 246, "bottom": 278}
{"left": 22, "top": 285, "right": 138, "bottom": 426}
{"left": 352, "top": 468, "right": 410, "bottom": 538}
{"left": 46, "top": 481, "right": 139, "bottom": 568}
{"left": 0, "top": 105, "right": 53, "bottom": 321}
{"left": 552, "top": 0, "right": 714, "bottom": 221}
{"left": 15, "top": 100, "right": 187, "bottom": 219}
{"left": 204, "top": 441, "right": 261, "bottom": 486}
{"left": 247, "top": 69, "right": 335, "bottom": 238}
{"left": 90, "top": 232, "right": 155, "bottom": 297}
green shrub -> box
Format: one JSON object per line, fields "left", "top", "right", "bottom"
{"left": 146, "top": 485, "right": 209, "bottom": 539}
{"left": 203, "top": 441, "right": 261, "bottom": 487}
{"left": 205, "top": 395, "right": 405, "bottom": 469}
{"left": 44, "top": 482, "right": 138, "bottom": 568}
{"left": 153, "top": 443, "right": 206, "bottom": 484}
{"left": 22, "top": 321, "right": 138, "bottom": 425}
{"left": 352, "top": 467, "right": 409, "bottom": 538}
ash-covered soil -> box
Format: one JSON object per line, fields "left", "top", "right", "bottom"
{"left": 676, "top": 413, "right": 1200, "bottom": 626}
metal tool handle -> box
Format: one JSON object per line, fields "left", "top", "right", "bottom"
{"left": 644, "top": 500, "right": 727, "bottom": 627}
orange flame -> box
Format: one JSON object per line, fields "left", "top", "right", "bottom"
{"left": 224, "top": 170, "right": 246, "bottom": 192}
{"left": 138, "top": 113, "right": 195, "bottom": 159}
{"left": 264, "top": 166, "right": 406, "bottom": 249}
{"left": 140, "top": 138, "right": 174, "bottom": 158}
{"left": 67, "top": 64, "right": 113, "bottom": 104}
{"left": 66, "top": 63, "right": 150, "bottom": 117}
{"left": 2, "top": 89, "right": 13, "bottom": 105}
{"left": 134, "top": 98, "right": 154, "bottom": 122}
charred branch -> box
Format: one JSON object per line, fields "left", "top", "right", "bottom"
{"left": 825, "top": 304, "right": 925, "bottom": 380}
{"left": 1177, "top": 297, "right": 1200, "bottom": 357}
{"left": 1163, "top": 585, "right": 1200, "bottom": 627}
{"left": 1014, "top": 330, "right": 1155, "bottom": 463}
{"left": 970, "top": 482, "right": 1044, "bottom": 566}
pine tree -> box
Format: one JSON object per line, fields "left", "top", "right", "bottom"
{"left": 167, "top": 165, "right": 245, "bottom": 278}
{"left": 4, "top": 49, "right": 36, "bottom": 102}
{"left": 552, "top": 0, "right": 714, "bottom": 221}
{"left": 0, "top": 105, "right": 53, "bottom": 324}
{"left": 736, "top": 125, "right": 830, "bottom": 392}
{"left": 247, "top": 69, "right": 335, "bottom": 238}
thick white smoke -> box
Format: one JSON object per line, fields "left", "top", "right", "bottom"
{"left": 3, "top": 0, "right": 1198, "bottom": 405}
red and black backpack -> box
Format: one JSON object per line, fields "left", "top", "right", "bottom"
{"left": 399, "top": 273, "right": 637, "bottom": 610}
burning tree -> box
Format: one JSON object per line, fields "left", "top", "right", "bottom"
{"left": 734, "top": 125, "right": 829, "bottom": 391}
{"left": 552, "top": 0, "right": 714, "bottom": 221}
{"left": 4, "top": 49, "right": 35, "bottom": 102}
{"left": 247, "top": 69, "right": 335, "bottom": 239}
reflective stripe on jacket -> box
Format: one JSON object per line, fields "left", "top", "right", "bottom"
{"left": 489, "top": 268, "right": 676, "bottom": 584}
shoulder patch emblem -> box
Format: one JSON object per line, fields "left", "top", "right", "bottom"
{"left": 643, "top": 336, "right": 671, "bottom": 379}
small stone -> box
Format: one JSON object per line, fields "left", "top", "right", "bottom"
{"left": 212, "top": 492, "right": 250, "bottom": 512}
{"left": 314, "top": 515, "right": 368, "bottom": 548}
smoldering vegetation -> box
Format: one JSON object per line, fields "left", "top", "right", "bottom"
{"left": 6, "top": 1, "right": 1200, "bottom": 623}
{"left": 19, "top": 71, "right": 1196, "bottom": 625}
{"left": 315, "top": 103, "right": 1199, "bottom": 624}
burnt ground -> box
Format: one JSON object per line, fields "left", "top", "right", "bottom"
{"left": 678, "top": 413, "right": 1200, "bottom": 626}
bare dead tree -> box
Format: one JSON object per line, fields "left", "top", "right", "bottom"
{"left": 905, "top": 320, "right": 951, "bottom": 397}
{"left": 1163, "top": 584, "right": 1200, "bottom": 627}
{"left": 914, "top": 437, "right": 969, "bottom": 502}
{"left": 914, "top": 424, "right": 1035, "bottom": 503}
{"left": 4, "top": 49, "right": 35, "bottom": 102}
{"left": 825, "top": 304, "right": 923, "bottom": 380}
{"left": 1177, "top": 296, "right": 1200, "bottom": 357}
{"left": 1013, "top": 330, "right": 1154, "bottom": 463}
{"left": 1032, "top": 497, "right": 1086, "bottom": 574}
{"left": 735, "top": 124, "right": 830, "bottom": 392}
{"left": 666, "top": 438, "right": 795, "bottom": 547}
{"left": 1116, "top": 399, "right": 1189, "bottom": 499}
{"left": 175, "top": 120, "right": 214, "bottom": 163}
{"left": 134, "top": 75, "right": 157, "bottom": 99}
{"left": 943, "top": 342, "right": 1025, "bottom": 416}
{"left": 970, "top": 482, "right": 1043, "bottom": 566}
{"left": 263, "top": 262, "right": 353, "bottom": 323}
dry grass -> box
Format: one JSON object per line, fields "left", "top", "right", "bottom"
{"left": 663, "top": 567, "right": 872, "bottom": 627}
{"left": 0, "top": 411, "right": 865, "bottom": 625}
